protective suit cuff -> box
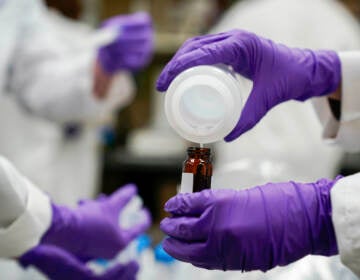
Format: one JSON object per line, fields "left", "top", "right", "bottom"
{"left": 337, "top": 52, "right": 360, "bottom": 123}
{"left": 331, "top": 173, "right": 360, "bottom": 277}
{"left": 311, "top": 52, "right": 360, "bottom": 151}
{"left": 0, "top": 179, "right": 52, "bottom": 258}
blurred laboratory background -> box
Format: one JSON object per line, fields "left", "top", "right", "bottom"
{"left": 73, "top": 0, "right": 240, "bottom": 234}
{"left": 72, "top": 0, "right": 360, "bottom": 237}
{"left": 3, "top": 0, "right": 360, "bottom": 279}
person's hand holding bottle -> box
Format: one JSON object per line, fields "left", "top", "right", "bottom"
{"left": 161, "top": 177, "right": 341, "bottom": 271}
{"left": 156, "top": 30, "right": 341, "bottom": 141}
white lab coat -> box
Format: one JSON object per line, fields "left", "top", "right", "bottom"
{"left": 317, "top": 51, "right": 360, "bottom": 277}
{"left": 0, "top": 0, "right": 134, "bottom": 278}
{"left": 0, "top": 0, "right": 134, "bottom": 207}
{"left": 211, "top": 0, "right": 360, "bottom": 279}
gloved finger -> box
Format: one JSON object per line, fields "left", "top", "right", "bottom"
{"left": 122, "top": 208, "right": 151, "bottom": 242}
{"left": 122, "top": 12, "right": 152, "bottom": 26}
{"left": 138, "top": 44, "right": 154, "bottom": 66}
{"left": 122, "top": 53, "right": 151, "bottom": 70}
{"left": 97, "top": 193, "right": 107, "bottom": 201}
{"left": 191, "top": 261, "right": 217, "bottom": 270}
{"left": 164, "top": 190, "right": 213, "bottom": 216}
{"left": 19, "top": 245, "right": 93, "bottom": 280}
{"left": 172, "top": 32, "right": 232, "bottom": 61}
{"left": 100, "top": 260, "right": 139, "bottom": 280}
{"left": 224, "top": 86, "right": 268, "bottom": 141}
{"left": 156, "top": 40, "right": 234, "bottom": 92}
{"left": 121, "top": 21, "right": 153, "bottom": 33}
{"left": 162, "top": 237, "right": 206, "bottom": 264}
{"left": 116, "top": 31, "right": 153, "bottom": 44}
{"left": 103, "top": 12, "right": 152, "bottom": 29}
{"left": 79, "top": 194, "right": 108, "bottom": 205}
{"left": 108, "top": 41, "right": 153, "bottom": 60}
{"left": 77, "top": 198, "right": 92, "bottom": 205}
{"left": 160, "top": 214, "right": 209, "bottom": 241}
{"left": 108, "top": 183, "right": 138, "bottom": 210}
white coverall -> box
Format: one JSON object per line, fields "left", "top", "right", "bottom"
{"left": 210, "top": 0, "right": 360, "bottom": 279}
{"left": 1, "top": 0, "right": 360, "bottom": 279}
{"left": 0, "top": 0, "right": 134, "bottom": 207}
{"left": 0, "top": 0, "right": 134, "bottom": 278}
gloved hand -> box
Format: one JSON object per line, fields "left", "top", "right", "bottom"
{"left": 160, "top": 177, "right": 341, "bottom": 271}
{"left": 19, "top": 245, "right": 138, "bottom": 280}
{"left": 98, "top": 12, "right": 154, "bottom": 73}
{"left": 41, "top": 184, "right": 151, "bottom": 260}
{"left": 156, "top": 30, "right": 341, "bottom": 141}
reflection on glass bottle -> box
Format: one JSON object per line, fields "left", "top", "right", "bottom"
{"left": 180, "top": 147, "right": 212, "bottom": 193}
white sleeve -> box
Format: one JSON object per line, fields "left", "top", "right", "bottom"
{"left": 331, "top": 173, "right": 360, "bottom": 277}
{"left": 312, "top": 51, "right": 360, "bottom": 152}
{"left": 0, "top": 156, "right": 51, "bottom": 258}
{"left": 8, "top": 3, "right": 134, "bottom": 124}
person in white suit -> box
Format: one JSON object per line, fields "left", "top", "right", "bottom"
{"left": 0, "top": 0, "right": 153, "bottom": 278}
{"left": 156, "top": 1, "right": 360, "bottom": 279}
{"left": 209, "top": 1, "right": 360, "bottom": 279}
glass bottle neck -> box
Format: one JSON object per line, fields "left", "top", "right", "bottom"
{"left": 187, "top": 147, "right": 211, "bottom": 159}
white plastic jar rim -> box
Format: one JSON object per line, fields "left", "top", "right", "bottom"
{"left": 164, "top": 65, "right": 243, "bottom": 143}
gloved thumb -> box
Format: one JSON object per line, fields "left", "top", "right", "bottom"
{"left": 108, "top": 184, "right": 138, "bottom": 211}
{"left": 100, "top": 261, "right": 139, "bottom": 280}
{"left": 224, "top": 85, "right": 268, "bottom": 141}
{"left": 19, "top": 245, "right": 93, "bottom": 280}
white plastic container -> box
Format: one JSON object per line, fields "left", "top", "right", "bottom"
{"left": 117, "top": 196, "right": 147, "bottom": 263}
{"left": 164, "top": 65, "right": 244, "bottom": 144}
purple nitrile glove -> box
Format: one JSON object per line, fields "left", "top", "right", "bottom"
{"left": 98, "top": 12, "right": 154, "bottom": 73}
{"left": 41, "top": 184, "right": 151, "bottom": 260}
{"left": 19, "top": 245, "right": 138, "bottom": 280}
{"left": 156, "top": 30, "right": 341, "bottom": 141}
{"left": 160, "top": 177, "right": 341, "bottom": 272}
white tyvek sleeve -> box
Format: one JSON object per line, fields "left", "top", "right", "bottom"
{"left": 331, "top": 173, "right": 360, "bottom": 277}
{"left": 8, "top": 4, "right": 134, "bottom": 124}
{"left": 312, "top": 51, "right": 360, "bottom": 152}
{"left": 0, "top": 156, "right": 51, "bottom": 258}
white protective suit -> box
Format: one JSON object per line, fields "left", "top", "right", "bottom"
{"left": 210, "top": 0, "right": 360, "bottom": 279}
{"left": 0, "top": 0, "right": 134, "bottom": 207}
{"left": 321, "top": 51, "right": 360, "bottom": 277}
{"left": 0, "top": 0, "right": 134, "bottom": 278}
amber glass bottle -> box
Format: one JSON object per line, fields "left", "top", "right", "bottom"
{"left": 180, "top": 147, "right": 212, "bottom": 193}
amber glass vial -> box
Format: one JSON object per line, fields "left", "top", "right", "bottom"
{"left": 180, "top": 147, "right": 212, "bottom": 193}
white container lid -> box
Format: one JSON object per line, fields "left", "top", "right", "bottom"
{"left": 164, "top": 65, "right": 243, "bottom": 143}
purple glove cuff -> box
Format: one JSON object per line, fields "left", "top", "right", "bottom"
{"left": 310, "top": 175, "right": 342, "bottom": 256}
{"left": 294, "top": 49, "right": 341, "bottom": 101}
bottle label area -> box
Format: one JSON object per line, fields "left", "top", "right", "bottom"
{"left": 180, "top": 173, "right": 194, "bottom": 193}
{"left": 180, "top": 172, "right": 212, "bottom": 193}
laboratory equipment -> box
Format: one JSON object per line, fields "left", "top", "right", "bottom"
{"left": 118, "top": 195, "right": 148, "bottom": 263}
{"left": 164, "top": 65, "right": 244, "bottom": 144}
{"left": 180, "top": 147, "right": 213, "bottom": 193}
